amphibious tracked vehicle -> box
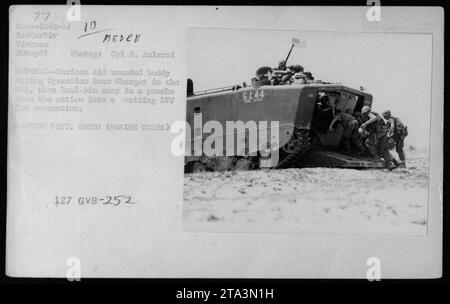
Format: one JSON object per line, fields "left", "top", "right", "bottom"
{"left": 184, "top": 62, "right": 385, "bottom": 173}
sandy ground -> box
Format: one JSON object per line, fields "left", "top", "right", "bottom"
{"left": 183, "top": 149, "right": 429, "bottom": 235}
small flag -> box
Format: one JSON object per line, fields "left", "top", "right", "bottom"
{"left": 292, "top": 37, "right": 307, "bottom": 48}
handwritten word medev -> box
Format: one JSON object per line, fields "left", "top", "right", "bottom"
{"left": 103, "top": 33, "right": 141, "bottom": 44}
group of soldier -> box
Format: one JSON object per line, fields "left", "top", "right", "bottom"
{"left": 325, "top": 99, "right": 408, "bottom": 170}
{"left": 248, "top": 61, "right": 409, "bottom": 170}
{"left": 247, "top": 62, "right": 314, "bottom": 88}
{"left": 271, "top": 61, "right": 315, "bottom": 85}
{"left": 272, "top": 62, "right": 314, "bottom": 85}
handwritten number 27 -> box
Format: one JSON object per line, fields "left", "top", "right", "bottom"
{"left": 34, "top": 12, "right": 50, "bottom": 22}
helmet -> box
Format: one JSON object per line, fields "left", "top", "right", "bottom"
{"left": 288, "top": 64, "right": 304, "bottom": 73}
{"left": 303, "top": 71, "right": 313, "bottom": 80}
{"left": 382, "top": 110, "right": 391, "bottom": 118}
{"left": 361, "top": 106, "right": 371, "bottom": 114}
{"left": 256, "top": 66, "right": 273, "bottom": 79}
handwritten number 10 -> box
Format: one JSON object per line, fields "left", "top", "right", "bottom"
{"left": 84, "top": 21, "right": 97, "bottom": 32}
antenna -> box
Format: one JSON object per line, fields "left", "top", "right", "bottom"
{"left": 284, "top": 43, "right": 295, "bottom": 66}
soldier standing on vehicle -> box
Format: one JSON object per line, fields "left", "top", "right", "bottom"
{"left": 273, "top": 62, "right": 305, "bottom": 85}
{"left": 359, "top": 106, "right": 397, "bottom": 170}
{"left": 328, "top": 109, "right": 362, "bottom": 154}
{"left": 303, "top": 71, "right": 314, "bottom": 82}
{"left": 383, "top": 110, "right": 408, "bottom": 167}
{"left": 272, "top": 61, "right": 288, "bottom": 85}
{"left": 277, "top": 60, "right": 287, "bottom": 70}
{"left": 288, "top": 64, "right": 304, "bottom": 73}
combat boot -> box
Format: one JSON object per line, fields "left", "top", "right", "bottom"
{"left": 387, "top": 161, "right": 399, "bottom": 171}
{"left": 391, "top": 158, "right": 401, "bottom": 167}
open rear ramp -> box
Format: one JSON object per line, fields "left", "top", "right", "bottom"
{"left": 297, "top": 149, "right": 386, "bottom": 169}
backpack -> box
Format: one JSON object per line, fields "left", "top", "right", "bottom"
{"left": 393, "top": 117, "right": 408, "bottom": 137}
{"left": 367, "top": 111, "right": 387, "bottom": 135}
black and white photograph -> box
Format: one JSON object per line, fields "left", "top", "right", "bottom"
{"left": 183, "top": 28, "right": 431, "bottom": 235}
{"left": 3, "top": 4, "right": 444, "bottom": 282}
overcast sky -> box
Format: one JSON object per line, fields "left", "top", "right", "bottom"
{"left": 188, "top": 29, "right": 432, "bottom": 149}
